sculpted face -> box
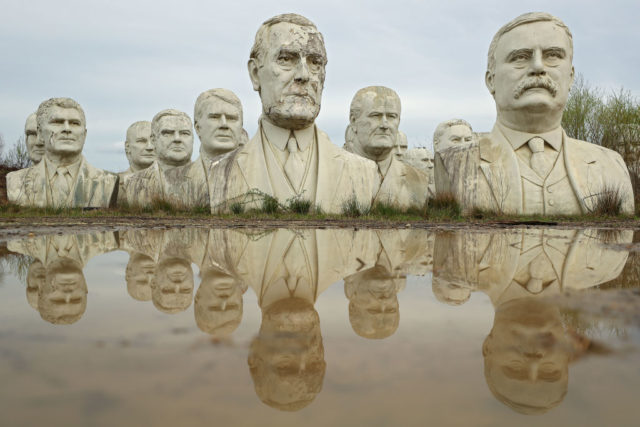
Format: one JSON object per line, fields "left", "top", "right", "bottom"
{"left": 194, "top": 271, "right": 244, "bottom": 336}
{"left": 250, "top": 22, "right": 327, "bottom": 130}
{"left": 152, "top": 257, "right": 194, "bottom": 313}
{"left": 125, "top": 253, "right": 155, "bottom": 301}
{"left": 154, "top": 115, "right": 193, "bottom": 167}
{"left": 126, "top": 122, "right": 154, "bottom": 171}
{"left": 25, "top": 114, "right": 44, "bottom": 163}
{"left": 39, "top": 259, "right": 87, "bottom": 325}
{"left": 41, "top": 106, "right": 86, "bottom": 161}
{"left": 196, "top": 99, "right": 243, "bottom": 158}
{"left": 354, "top": 92, "right": 400, "bottom": 160}
{"left": 487, "top": 21, "right": 574, "bottom": 129}
{"left": 437, "top": 125, "right": 474, "bottom": 152}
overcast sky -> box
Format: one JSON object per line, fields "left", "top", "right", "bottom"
{"left": 1, "top": 0, "right": 638, "bottom": 171}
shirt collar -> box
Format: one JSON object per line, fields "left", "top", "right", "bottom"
{"left": 45, "top": 156, "right": 82, "bottom": 181}
{"left": 498, "top": 123, "right": 563, "bottom": 152}
{"left": 261, "top": 117, "right": 314, "bottom": 151}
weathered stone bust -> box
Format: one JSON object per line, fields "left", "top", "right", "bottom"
{"left": 344, "top": 86, "right": 429, "bottom": 209}
{"left": 206, "top": 13, "right": 379, "bottom": 214}
{"left": 163, "top": 89, "right": 249, "bottom": 208}
{"left": 401, "top": 148, "right": 435, "bottom": 197}
{"left": 123, "top": 109, "right": 193, "bottom": 207}
{"left": 433, "top": 119, "right": 475, "bottom": 154}
{"left": 24, "top": 112, "right": 44, "bottom": 164}
{"left": 117, "top": 121, "right": 154, "bottom": 205}
{"left": 7, "top": 98, "right": 118, "bottom": 208}
{"left": 435, "top": 12, "right": 634, "bottom": 215}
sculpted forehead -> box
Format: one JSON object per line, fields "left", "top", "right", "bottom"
{"left": 495, "top": 21, "right": 573, "bottom": 63}
{"left": 446, "top": 125, "right": 473, "bottom": 138}
{"left": 25, "top": 114, "right": 37, "bottom": 132}
{"left": 363, "top": 93, "right": 400, "bottom": 113}
{"left": 126, "top": 122, "right": 151, "bottom": 142}
{"left": 265, "top": 22, "right": 326, "bottom": 60}
{"left": 201, "top": 98, "right": 241, "bottom": 117}
{"left": 158, "top": 115, "right": 191, "bottom": 130}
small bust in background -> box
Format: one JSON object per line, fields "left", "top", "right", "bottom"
{"left": 7, "top": 97, "right": 118, "bottom": 208}
{"left": 121, "top": 121, "right": 154, "bottom": 178}
{"left": 24, "top": 112, "right": 45, "bottom": 164}
{"left": 433, "top": 119, "right": 475, "bottom": 154}
{"left": 345, "top": 86, "right": 429, "bottom": 209}
{"left": 122, "top": 109, "right": 193, "bottom": 207}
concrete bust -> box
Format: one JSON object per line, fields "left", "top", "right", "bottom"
{"left": 435, "top": 12, "right": 634, "bottom": 215}
{"left": 25, "top": 112, "right": 45, "bottom": 164}
{"left": 344, "top": 86, "right": 429, "bottom": 209}
{"left": 7, "top": 97, "right": 118, "bottom": 208}
{"left": 123, "top": 109, "right": 193, "bottom": 207}
{"left": 206, "top": 13, "right": 379, "bottom": 214}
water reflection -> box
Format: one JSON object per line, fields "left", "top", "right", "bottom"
{"left": 3, "top": 226, "right": 636, "bottom": 416}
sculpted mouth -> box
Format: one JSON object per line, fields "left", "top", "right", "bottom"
{"left": 514, "top": 76, "right": 559, "bottom": 99}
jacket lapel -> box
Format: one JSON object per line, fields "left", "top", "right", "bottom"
{"left": 563, "top": 134, "right": 596, "bottom": 213}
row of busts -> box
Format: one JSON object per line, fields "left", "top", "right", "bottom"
{"left": 7, "top": 227, "right": 632, "bottom": 414}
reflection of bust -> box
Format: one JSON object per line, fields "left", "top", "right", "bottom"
{"left": 151, "top": 257, "right": 194, "bottom": 314}
{"left": 24, "top": 112, "right": 44, "bottom": 164}
{"left": 248, "top": 297, "right": 325, "bottom": 412}
{"left": 435, "top": 12, "right": 634, "bottom": 215}
{"left": 26, "top": 259, "right": 45, "bottom": 309}
{"left": 39, "top": 258, "right": 87, "bottom": 325}
{"left": 482, "top": 298, "right": 587, "bottom": 415}
{"left": 431, "top": 278, "right": 472, "bottom": 306}
{"left": 207, "top": 14, "right": 378, "bottom": 214}
{"left": 344, "top": 265, "right": 402, "bottom": 339}
{"left": 344, "top": 86, "right": 429, "bottom": 209}
{"left": 125, "top": 252, "right": 155, "bottom": 301}
{"left": 8, "top": 97, "right": 118, "bottom": 208}
{"left": 194, "top": 267, "right": 247, "bottom": 337}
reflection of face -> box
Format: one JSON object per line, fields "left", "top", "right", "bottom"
{"left": 432, "top": 280, "right": 471, "bottom": 306}
{"left": 488, "top": 21, "right": 574, "bottom": 119}
{"left": 196, "top": 99, "right": 243, "bottom": 158}
{"left": 126, "top": 122, "right": 154, "bottom": 171}
{"left": 39, "top": 258, "right": 87, "bottom": 325}
{"left": 26, "top": 260, "right": 46, "bottom": 309}
{"left": 125, "top": 253, "right": 155, "bottom": 301}
{"left": 154, "top": 115, "right": 193, "bottom": 167}
{"left": 437, "top": 125, "right": 474, "bottom": 152}
{"left": 354, "top": 93, "right": 401, "bottom": 160}
{"left": 25, "top": 114, "right": 44, "bottom": 164}
{"left": 152, "top": 257, "right": 194, "bottom": 313}
{"left": 194, "top": 270, "right": 244, "bottom": 336}
{"left": 41, "top": 106, "right": 86, "bottom": 160}
{"left": 483, "top": 298, "right": 570, "bottom": 414}
{"left": 248, "top": 298, "right": 325, "bottom": 411}
{"left": 251, "top": 22, "right": 326, "bottom": 130}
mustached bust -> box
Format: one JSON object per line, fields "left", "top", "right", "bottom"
{"left": 435, "top": 12, "right": 634, "bottom": 215}
{"left": 7, "top": 97, "right": 118, "bottom": 208}
{"left": 206, "top": 13, "right": 379, "bottom": 214}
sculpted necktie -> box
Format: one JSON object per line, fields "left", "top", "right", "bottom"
{"left": 528, "top": 137, "right": 551, "bottom": 178}
{"left": 284, "top": 132, "right": 305, "bottom": 192}
{"left": 52, "top": 166, "right": 72, "bottom": 206}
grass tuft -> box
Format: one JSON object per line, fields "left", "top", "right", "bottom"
{"left": 425, "top": 192, "right": 461, "bottom": 219}
{"left": 260, "top": 195, "right": 280, "bottom": 214}
{"left": 590, "top": 184, "right": 624, "bottom": 216}
{"left": 341, "top": 196, "right": 368, "bottom": 217}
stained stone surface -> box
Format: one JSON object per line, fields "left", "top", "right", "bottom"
{"left": 434, "top": 12, "right": 634, "bottom": 215}
{"left": 206, "top": 14, "right": 379, "bottom": 214}
{"left": 7, "top": 98, "right": 118, "bottom": 208}
{"left": 344, "top": 86, "right": 430, "bottom": 209}
{"left": 401, "top": 147, "right": 435, "bottom": 197}
{"left": 123, "top": 109, "right": 193, "bottom": 208}
{"left": 24, "top": 112, "right": 44, "bottom": 164}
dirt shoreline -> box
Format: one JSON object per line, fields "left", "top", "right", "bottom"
{"left": 2, "top": 215, "right": 640, "bottom": 242}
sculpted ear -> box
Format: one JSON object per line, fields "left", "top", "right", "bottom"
{"left": 248, "top": 59, "right": 261, "bottom": 92}
{"left": 485, "top": 71, "right": 495, "bottom": 95}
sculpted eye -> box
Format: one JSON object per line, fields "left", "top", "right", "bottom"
{"left": 277, "top": 52, "right": 297, "bottom": 66}
{"left": 161, "top": 130, "right": 173, "bottom": 136}
{"left": 179, "top": 130, "right": 191, "bottom": 136}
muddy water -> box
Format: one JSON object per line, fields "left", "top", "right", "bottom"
{"left": 0, "top": 227, "right": 639, "bottom": 426}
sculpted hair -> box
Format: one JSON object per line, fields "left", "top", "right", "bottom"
{"left": 36, "top": 97, "right": 86, "bottom": 132}
{"left": 487, "top": 12, "right": 573, "bottom": 75}
{"left": 193, "top": 88, "right": 243, "bottom": 126}
{"left": 151, "top": 109, "right": 192, "bottom": 139}
{"left": 433, "top": 119, "right": 473, "bottom": 146}
{"left": 125, "top": 120, "right": 151, "bottom": 152}
{"left": 249, "top": 13, "right": 326, "bottom": 66}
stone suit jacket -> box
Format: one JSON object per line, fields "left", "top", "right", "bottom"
{"left": 7, "top": 156, "right": 118, "bottom": 208}
{"left": 374, "top": 156, "right": 430, "bottom": 209}
{"left": 207, "top": 127, "right": 380, "bottom": 214}
{"left": 163, "top": 156, "right": 215, "bottom": 208}
{"left": 436, "top": 125, "right": 634, "bottom": 214}
{"left": 122, "top": 162, "right": 168, "bottom": 208}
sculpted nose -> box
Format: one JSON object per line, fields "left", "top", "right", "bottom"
{"left": 62, "top": 121, "right": 71, "bottom": 133}
{"left": 529, "top": 51, "right": 546, "bottom": 76}
{"left": 220, "top": 115, "right": 228, "bottom": 127}
{"left": 294, "top": 60, "right": 310, "bottom": 83}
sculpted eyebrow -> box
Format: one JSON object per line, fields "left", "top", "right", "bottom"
{"left": 506, "top": 48, "right": 533, "bottom": 61}
{"left": 544, "top": 47, "right": 566, "bottom": 57}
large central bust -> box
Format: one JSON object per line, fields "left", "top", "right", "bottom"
{"left": 208, "top": 13, "right": 378, "bottom": 214}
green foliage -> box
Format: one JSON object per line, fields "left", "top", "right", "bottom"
{"left": 425, "top": 192, "right": 461, "bottom": 219}
{"left": 285, "top": 195, "right": 312, "bottom": 214}
{"left": 0, "top": 135, "right": 31, "bottom": 169}
{"left": 341, "top": 195, "right": 368, "bottom": 217}
{"left": 260, "top": 194, "right": 280, "bottom": 214}
{"left": 230, "top": 202, "right": 244, "bottom": 214}
{"left": 588, "top": 184, "right": 624, "bottom": 216}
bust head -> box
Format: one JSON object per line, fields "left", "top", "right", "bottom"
{"left": 125, "top": 252, "right": 155, "bottom": 301}
{"left": 194, "top": 268, "right": 246, "bottom": 337}
{"left": 36, "top": 97, "right": 87, "bottom": 166}
{"left": 486, "top": 12, "right": 574, "bottom": 133}
{"left": 151, "top": 109, "right": 193, "bottom": 169}
{"left": 151, "top": 256, "right": 194, "bottom": 314}
{"left": 125, "top": 121, "right": 154, "bottom": 172}
{"left": 345, "top": 86, "right": 401, "bottom": 162}
{"left": 194, "top": 89, "right": 248, "bottom": 159}
{"left": 433, "top": 119, "right": 474, "bottom": 153}
{"left": 248, "top": 14, "right": 327, "bottom": 130}
{"left": 24, "top": 112, "right": 44, "bottom": 164}
{"left": 39, "top": 258, "right": 87, "bottom": 325}
{"left": 401, "top": 148, "right": 434, "bottom": 174}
